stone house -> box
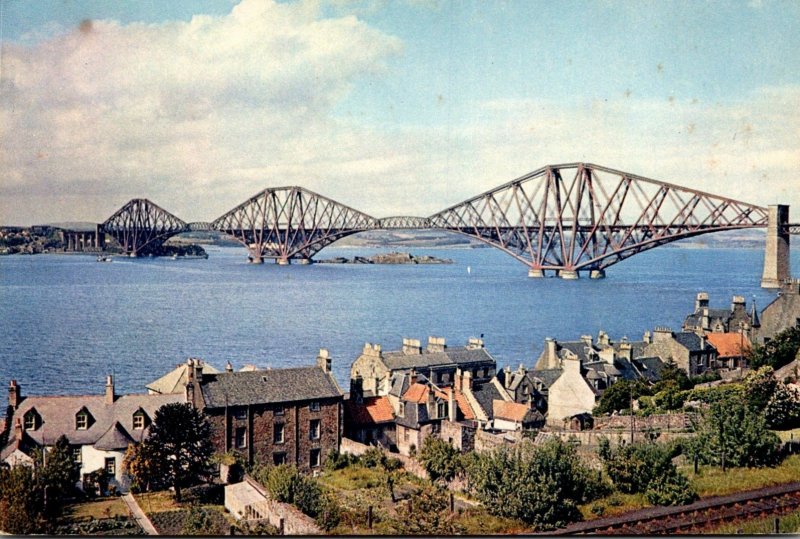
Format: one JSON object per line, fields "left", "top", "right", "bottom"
{"left": 146, "top": 359, "right": 220, "bottom": 394}
{"left": 706, "top": 332, "right": 752, "bottom": 370}
{"left": 682, "top": 292, "right": 759, "bottom": 336}
{"left": 0, "top": 377, "right": 184, "bottom": 492}
{"left": 343, "top": 379, "right": 396, "bottom": 449}
{"left": 492, "top": 400, "right": 544, "bottom": 431}
{"left": 757, "top": 279, "right": 800, "bottom": 343}
{"left": 185, "top": 352, "right": 343, "bottom": 471}
{"left": 642, "top": 327, "right": 718, "bottom": 376}
{"left": 349, "top": 336, "right": 496, "bottom": 397}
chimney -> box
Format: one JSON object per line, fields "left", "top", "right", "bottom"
{"left": 427, "top": 336, "right": 446, "bottom": 353}
{"left": 731, "top": 295, "right": 746, "bottom": 317}
{"left": 317, "top": 348, "right": 332, "bottom": 373}
{"left": 695, "top": 292, "right": 709, "bottom": 312}
{"left": 643, "top": 330, "right": 652, "bottom": 344}
{"left": 701, "top": 308, "right": 710, "bottom": 331}
{"left": 467, "top": 337, "right": 484, "bottom": 350}
{"left": 619, "top": 341, "right": 633, "bottom": 361}
{"left": 350, "top": 376, "right": 364, "bottom": 404}
{"left": 503, "top": 366, "right": 512, "bottom": 389}
{"left": 363, "top": 342, "right": 382, "bottom": 358}
{"left": 597, "top": 331, "right": 610, "bottom": 347}
{"left": 14, "top": 417, "right": 23, "bottom": 442}
{"left": 409, "top": 368, "right": 418, "bottom": 385}
{"left": 105, "top": 375, "right": 115, "bottom": 404}
{"left": 580, "top": 335, "right": 593, "bottom": 347}
{"left": 9, "top": 380, "right": 20, "bottom": 409}
{"left": 653, "top": 327, "right": 673, "bottom": 343}
{"left": 226, "top": 361, "right": 233, "bottom": 373}
{"left": 402, "top": 338, "right": 422, "bottom": 355}
{"left": 448, "top": 389, "right": 456, "bottom": 422}
{"left": 462, "top": 369, "right": 473, "bottom": 391}
{"left": 426, "top": 384, "right": 436, "bottom": 417}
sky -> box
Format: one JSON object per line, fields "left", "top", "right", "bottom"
{"left": 1, "top": 0, "right": 799, "bottom": 225}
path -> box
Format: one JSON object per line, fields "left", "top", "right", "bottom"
{"left": 122, "top": 493, "right": 159, "bottom": 535}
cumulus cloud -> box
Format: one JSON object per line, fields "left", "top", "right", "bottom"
{"left": 0, "top": 0, "right": 798, "bottom": 227}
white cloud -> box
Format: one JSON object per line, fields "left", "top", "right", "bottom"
{"left": 1, "top": 0, "right": 798, "bottom": 230}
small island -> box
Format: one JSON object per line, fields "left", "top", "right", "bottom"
{"left": 317, "top": 251, "right": 453, "bottom": 265}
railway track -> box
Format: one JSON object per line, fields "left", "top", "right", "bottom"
{"left": 549, "top": 481, "right": 800, "bottom": 535}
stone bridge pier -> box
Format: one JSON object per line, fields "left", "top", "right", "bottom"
{"left": 761, "top": 204, "right": 790, "bottom": 288}
{"left": 63, "top": 225, "right": 105, "bottom": 252}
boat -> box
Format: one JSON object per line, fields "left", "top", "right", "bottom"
{"left": 96, "top": 255, "right": 113, "bottom": 262}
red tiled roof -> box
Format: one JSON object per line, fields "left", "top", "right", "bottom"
{"left": 402, "top": 383, "right": 430, "bottom": 404}
{"left": 706, "top": 332, "right": 751, "bottom": 358}
{"left": 402, "top": 384, "right": 477, "bottom": 421}
{"left": 493, "top": 400, "right": 530, "bottom": 422}
{"left": 344, "top": 396, "right": 395, "bottom": 426}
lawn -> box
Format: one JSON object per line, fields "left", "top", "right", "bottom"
{"left": 63, "top": 497, "right": 130, "bottom": 521}
{"left": 681, "top": 454, "right": 800, "bottom": 497}
{"left": 133, "top": 491, "right": 180, "bottom": 514}
{"left": 579, "top": 492, "right": 649, "bottom": 520}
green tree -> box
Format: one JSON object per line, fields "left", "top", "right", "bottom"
{"left": 749, "top": 326, "right": 800, "bottom": 370}
{"left": 655, "top": 361, "right": 693, "bottom": 391}
{"left": 594, "top": 380, "right": 652, "bottom": 416}
{"left": 388, "top": 484, "right": 464, "bottom": 535}
{"left": 689, "top": 395, "right": 781, "bottom": 468}
{"left": 644, "top": 470, "right": 697, "bottom": 506}
{"left": 464, "top": 439, "right": 604, "bottom": 530}
{"left": 418, "top": 436, "right": 462, "bottom": 483}
{"left": 42, "top": 435, "right": 79, "bottom": 498}
{"left": 764, "top": 382, "right": 800, "bottom": 429}
{"left": 743, "top": 366, "right": 778, "bottom": 411}
{"left": 181, "top": 506, "right": 217, "bottom": 535}
{"left": 0, "top": 465, "right": 48, "bottom": 534}
{"left": 123, "top": 440, "right": 168, "bottom": 492}
{"left": 146, "top": 403, "right": 213, "bottom": 501}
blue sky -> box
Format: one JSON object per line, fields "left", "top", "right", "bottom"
{"left": 1, "top": 0, "right": 798, "bottom": 224}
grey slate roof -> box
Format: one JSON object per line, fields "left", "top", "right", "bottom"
{"left": 95, "top": 422, "right": 135, "bottom": 451}
{"left": 557, "top": 342, "right": 599, "bottom": 363}
{"left": 2, "top": 392, "right": 184, "bottom": 450}
{"left": 632, "top": 357, "right": 667, "bottom": 382}
{"left": 380, "top": 346, "right": 495, "bottom": 371}
{"left": 531, "top": 369, "right": 563, "bottom": 388}
{"left": 674, "top": 332, "right": 716, "bottom": 353}
{"left": 389, "top": 372, "right": 411, "bottom": 398}
{"left": 471, "top": 382, "right": 505, "bottom": 420}
{"left": 199, "top": 367, "right": 342, "bottom": 408}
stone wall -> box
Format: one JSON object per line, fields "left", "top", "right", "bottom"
{"left": 340, "top": 436, "right": 371, "bottom": 456}
{"left": 236, "top": 476, "right": 322, "bottom": 535}
{"left": 474, "top": 428, "right": 519, "bottom": 453}
{"left": 440, "top": 420, "right": 476, "bottom": 452}
{"left": 593, "top": 413, "right": 695, "bottom": 432}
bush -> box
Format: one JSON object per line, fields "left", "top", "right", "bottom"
{"left": 324, "top": 450, "right": 359, "bottom": 471}
{"left": 316, "top": 493, "right": 342, "bottom": 531}
{"left": 361, "top": 447, "right": 386, "bottom": 469}
{"left": 418, "top": 437, "right": 462, "bottom": 483}
{"left": 181, "top": 506, "right": 216, "bottom": 535}
{"left": 265, "top": 464, "right": 300, "bottom": 503}
{"left": 644, "top": 471, "right": 697, "bottom": 506}
{"left": 181, "top": 483, "right": 223, "bottom": 505}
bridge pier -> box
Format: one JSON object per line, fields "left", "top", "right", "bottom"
{"left": 296, "top": 258, "right": 312, "bottom": 265}
{"left": 528, "top": 268, "right": 544, "bottom": 278}
{"left": 559, "top": 269, "right": 579, "bottom": 280}
{"left": 248, "top": 255, "right": 264, "bottom": 264}
{"left": 276, "top": 258, "right": 290, "bottom": 265}
{"left": 761, "top": 204, "right": 790, "bottom": 288}
{"left": 590, "top": 270, "right": 606, "bottom": 279}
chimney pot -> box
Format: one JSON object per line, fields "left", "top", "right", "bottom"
{"left": 317, "top": 349, "right": 332, "bottom": 373}
{"left": 226, "top": 361, "right": 233, "bottom": 373}
{"left": 105, "top": 375, "right": 115, "bottom": 404}
{"left": 9, "top": 380, "right": 20, "bottom": 409}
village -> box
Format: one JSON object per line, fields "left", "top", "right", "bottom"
{"left": 3, "top": 281, "right": 800, "bottom": 535}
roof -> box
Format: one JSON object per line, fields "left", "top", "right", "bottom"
{"left": 146, "top": 361, "right": 219, "bottom": 394}
{"left": 471, "top": 381, "right": 505, "bottom": 420}
{"left": 95, "top": 422, "right": 135, "bottom": 451}
{"left": 632, "top": 357, "right": 666, "bottom": 382}
{"left": 199, "top": 367, "right": 342, "bottom": 408}
{"left": 3, "top": 391, "right": 184, "bottom": 450}
{"left": 706, "top": 332, "right": 751, "bottom": 358}
{"left": 557, "top": 341, "right": 600, "bottom": 363}
{"left": 674, "top": 332, "right": 715, "bottom": 353}
{"left": 531, "top": 368, "right": 563, "bottom": 388}
{"left": 344, "top": 396, "right": 395, "bottom": 426}
{"left": 398, "top": 383, "right": 475, "bottom": 423}
{"left": 380, "top": 346, "right": 496, "bottom": 371}
{"left": 493, "top": 400, "right": 531, "bottom": 422}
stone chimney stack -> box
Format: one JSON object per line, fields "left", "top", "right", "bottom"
{"left": 402, "top": 338, "right": 422, "bottom": 355}
{"left": 105, "top": 375, "right": 115, "bottom": 404}
{"left": 653, "top": 327, "right": 673, "bottom": 343}
{"left": 503, "top": 366, "right": 512, "bottom": 389}
{"left": 462, "top": 369, "right": 473, "bottom": 391}
{"left": 363, "top": 343, "right": 383, "bottom": 358}
{"left": 409, "top": 368, "right": 418, "bottom": 385}
{"left": 316, "top": 348, "right": 332, "bottom": 373}
{"left": 731, "top": 295, "right": 746, "bottom": 317}
{"left": 695, "top": 292, "right": 709, "bottom": 313}
{"left": 597, "top": 331, "right": 610, "bottom": 347}
{"left": 226, "top": 361, "right": 233, "bottom": 373}
{"left": 448, "top": 389, "right": 456, "bottom": 422}
{"left": 467, "top": 337, "right": 484, "bottom": 350}
{"left": 9, "top": 380, "right": 20, "bottom": 409}
{"left": 580, "top": 335, "right": 593, "bottom": 347}
{"left": 643, "top": 330, "right": 652, "bottom": 344}
{"left": 350, "top": 376, "right": 364, "bottom": 404}
{"left": 701, "top": 308, "right": 710, "bottom": 331}
{"left": 427, "top": 336, "right": 447, "bottom": 353}
{"left": 14, "top": 417, "right": 23, "bottom": 441}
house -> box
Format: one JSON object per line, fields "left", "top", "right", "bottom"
{"left": 706, "top": 332, "right": 751, "bottom": 370}
{"left": 642, "top": 327, "right": 718, "bottom": 376}
{"left": 757, "top": 279, "right": 800, "bottom": 343}
{"left": 146, "top": 359, "right": 220, "bottom": 394}
{"left": 349, "top": 336, "right": 497, "bottom": 397}
{"left": 682, "top": 292, "right": 759, "bottom": 336}
{"left": 185, "top": 351, "right": 343, "bottom": 471}
{"left": 491, "top": 400, "right": 544, "bottom": 432}
{"left": 343, "top": 378, "right": 396, "bottom": 448}
{"left": 495, "top": 365, "right": 549, "bottom": 413}
{"left": 0, "top": 377, "right": 185, "bottom": 492}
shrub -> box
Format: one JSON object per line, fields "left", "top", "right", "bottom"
{"left": 418, "top": 437, "right": 462, "bottom": 483}
{"left": 265, "top": 464, "right": 300, "bottom": 503}
{"left": 181, "top": 506, "right": 216, "bottom": 535}
{"left": 644, "top": 471, "right": 697, "bottom": 506}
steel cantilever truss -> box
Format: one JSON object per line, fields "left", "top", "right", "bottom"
{"left": 212, "top": 187, "right": 378, "bottom": 262}
{"left": 102, "top": 199, "right": 188, "bottom": 256}
{"left": 428, "top": 163, "right": 769, "bottom": 274}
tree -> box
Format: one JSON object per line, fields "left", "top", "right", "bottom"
{"left": 146, "top": 403, "right": 213, "bottom": 501}
{"left": 181, "top": 506, "right": 217, "bottom": 535}
{"left": 689, "top": 395, "right": 781, "bottom": 468}
{"left": 764, "top": 382, "right": 800, "bottom": 429}
{"left": 655, "top": 361, "right": 692, "bottom": 391}
{"left": 594, "top": 380, "right": 652, "bottom": 416}
{"left": 42, "top": 435, "right": 79, "bottom": 499}
{"left": 464, "top": 439, "right": 605, "bottom": 530}
{"left": 123, "top": 440, "right": 168, "bottom": 493}
{"left": 743, "top": 366, "right": 778, "bottom": 411}
{"left": 749, "top": 326, "right": 800, "bottom": 370}
{"left": 0, "top": 465, "right": 48, "bottom": 534}
{"left": 418, "top": 436, "right": 461, "bottom": 483}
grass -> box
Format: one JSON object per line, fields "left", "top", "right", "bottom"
{"left": 63, "top": 497, "right": 129, "bottom": 521}
{"left": 774, "top": 428, "right": 800, "bottom": 442}
{"left": 318, "top": 464, "right": 387, "bottom": 491}
{"left": 681, "top": 454, "right": 800, "bottom": 497}
{"left": 707, "top": 507, "right": 800, "bottom": 535}
{"left": 579, "top": 492, "right": 649, "bottom": 520}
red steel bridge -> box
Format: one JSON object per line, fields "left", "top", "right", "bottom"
{"left": 90, "top": 163, "right": 792, "bottom": 282}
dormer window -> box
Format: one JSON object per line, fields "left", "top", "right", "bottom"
{"left": 309, "top": 401, "right": 320, "bottom": 412}
{"left": 398, "top": 401, "right": 405, "bottom": 417}
{"left": 75, "top": 408, "right": 92, "bottom": 430}
{"left": 23, "top": 409, "right": 40, "bottom": 431}
{"left": 132, "top": 410, "right": 146, "bottom": 430}
{"left": 437, "top": 401, "right": 447, "bottom": 419}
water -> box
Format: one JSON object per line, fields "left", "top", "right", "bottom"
{"left": 1, "top": 244, "right": 797, "bottom": 396}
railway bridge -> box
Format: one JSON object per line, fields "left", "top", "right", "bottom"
{"left": 63, "top": 163, "right": 796, "bottom": 287}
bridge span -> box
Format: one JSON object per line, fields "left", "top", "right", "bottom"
{"left": 59, "top": 163, "right": 795, "bottom": 287}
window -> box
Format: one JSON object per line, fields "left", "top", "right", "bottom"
{"left": 437, "top": 402, "right": 447, "bottom": 419}
{"left": 309, "top": 419, "right": 321, "bottom": 440}
{"left": 398, "top": 401, "right": 405, "bottom": 417}
{"left": 403, "top": 428, "right": 409, "bottom": 442}
{"left": 235, "top": 427, "right": 247, "bottom": 449}
{"left": 441, "top": 373, "right": 450, "bottom": 384}
{"left": 273, "top": 452, "right": 286, "bottom": 465}
{"left": 309, "top": 401, "right": 320, "bottom": 412}
{"left": 310, "top": 448, "right": 321, "bottom": 468}
{"left": 274, "top": 423, "right": 285, "bottom": 444}
{"left": 23, "top": 410, "right": 38, "bottom": 430}
{"left": 72, "top": 447, "right": 82, "bottom": 464}
{"left": 105, "top": 457, "right": 116, "bottom": 476}
{"left": 274, "top": 405, "right": 285, "bottom": 416}
{"left": 76, "top": 410, "right": 90, "bottom": 430}
{"left": 477, "top": 369, "right": 485, "bottom": 378}
{"left": 132, "top": 411, "right": 145, "bottom": 430}
{"left": 234, "top": 408, "right": 247, "bottom": 420}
